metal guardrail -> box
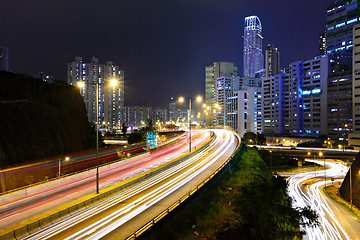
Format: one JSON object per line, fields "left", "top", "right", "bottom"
{"left": 0, "top": 132, "right": 213, "bottom": 240}
{"left": 125, "top": 131, "right": 241, "bottom": 240}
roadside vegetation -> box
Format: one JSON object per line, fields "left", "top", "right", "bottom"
{"left": 140, "top": 145, "right": 318, "bottom": 240}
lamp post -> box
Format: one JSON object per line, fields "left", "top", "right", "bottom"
{"left": 179, "top": 96, "right": 202, "bottom": 152}
{"left": 319, "top": 152, "right": 324, "bottom": 187}
{"left": 59, "top": 156, "right": 70, "bottom": 177}
{"left": 350, "top": 161, "right": 352, "bottom": 210}
{"left": 307, "top": 152, "right": 316, "bottom": 178}
{"left": 78, "top": 78, "right": 118, "bottom": 194}
{"left": 203, "top": 103, "right": 221, "bottom": 129}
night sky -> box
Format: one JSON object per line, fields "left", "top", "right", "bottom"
{"left": 1, "top": 0, "right": 334, "bottom": 107}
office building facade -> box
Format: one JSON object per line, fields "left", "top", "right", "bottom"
{"left": 243, "top": 16, "right": 264, "bottom": 77}
{"left": 265, "top": 44, "right": 280, "bottom": 77}
{"left": 327, "top": 69, "right": 352, "bottom": 144}
{"left": 326, "top": 0, "right": 359, "bottom": 53}
{"left": 67, "top": 57, "right": 125, "bottom": 129}
{"left": 214, "top": 75, "right": 240, "bottom": 127}
{"left": 227, "top": 86, "right": 262, "bottom": 136}
{"left": 349, "top": 23, "right": 360, "bottom": 148}
{"left": 262, "top": 55, "right": 331, "bottom": 137}
{"left": 205, "top": 62, "right": 238, "bottom": 127}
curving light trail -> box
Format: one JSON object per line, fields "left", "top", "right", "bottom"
{"left": 0, "top": 131, "right": 209, "bottom": 230}
{"left": 287, "top": 159, "right": 350, "bottom": 240}
{"left": 20, "top": 130, "right": 239, "bottom": 240}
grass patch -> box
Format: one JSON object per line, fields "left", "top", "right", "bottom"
{"left": 323, "top": 185, "right": 360, "bottom": 221}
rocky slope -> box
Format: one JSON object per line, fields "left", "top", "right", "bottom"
{"left": 339, "top": 152, "right": 360, "bottom": 209}
{"left": 0, "top": 71, "right": 93, "bottom": 167}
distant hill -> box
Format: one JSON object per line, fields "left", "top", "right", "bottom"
{"left": 0, "top": 71, "right": 94, "bottom": 167}
{"left": 339, "top": 153, "right": 360, "bottom": 209}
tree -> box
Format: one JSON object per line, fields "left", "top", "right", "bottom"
{"left": 145, "top": 118, "right": 155, "bottom": 132}
{"left": 241, "top": 132, "right": 257, "bottom": 145}
{"left": 165, "top": 123, "right": 176, "bottom": 129}
{"left": 127, "top": 130, "right": 145, "bottom": 144}
{"left": 256, "top": 133, "right": 266, "bottom": 145}
{"left": 121, "top": 122, "right": 127, "bottom": 136}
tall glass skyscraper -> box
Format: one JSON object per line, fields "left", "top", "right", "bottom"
{"left": 243, "top": 16, "right": 264, "bottom": 77}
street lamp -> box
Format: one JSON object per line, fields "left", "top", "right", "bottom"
{"left": 349, "top": 161, "right": 353, "bottom": 210}
{"left": 307, "top": 151, "right": 317, "bottom": 178}
{"left": 78, "top": 78, "right": 118, "bottom": 194}
{"left": 202, "top": 103, "right": 221, "bottom": 128}
{"left": 319, "top": 152, "right": 325, "bottom": 187}
{"left": 59, "top": 156, "right": 70, "bottom": 177}
{"left": 178, "top": 96, "right": 202, "bottom": 152}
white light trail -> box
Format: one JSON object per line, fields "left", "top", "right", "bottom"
{"left": 287, "top": 159, "right": 350, "bottom": 240}
{"left": 22, "top": 130, "right": 239, "bottom": 240}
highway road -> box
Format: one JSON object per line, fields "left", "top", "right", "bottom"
{"left": 0, "top": 131, "right": 209, "bottom": 232}
{"left": 287, "top": 159, "right": 360, "bottom": 240}
{"left": 9, "top": 129, "right": 239, "bottom": 240}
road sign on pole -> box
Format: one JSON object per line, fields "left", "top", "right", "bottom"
{"left": 147, "top": 131, "right": 158, "bottom": 148}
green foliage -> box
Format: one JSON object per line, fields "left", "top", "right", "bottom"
{"left": 127, "top": 130, "right": 145, "bottom": 144}
{"left": 144, "top": 145, "right": 318, "bottom": 240}
{"left": 121, "top": 122, "right": 127, "bottom": 136}
{"left": 258, "top": 149, "right": 273, "bottom": 166}
{"left": 145, "top": 118, "right": 155, "bottom": 131}
{"left": 165, "top": 123, "right": 176, "bottom": 129}
{"left": 241, "top": 132, "right": 266, "bottom": 145}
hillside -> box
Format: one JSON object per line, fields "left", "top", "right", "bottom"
{"left": 339, "top": 152, "right": 360, "bottom": 209}
{"left": 0, "top": 71, "right": 94, "bottom": 167}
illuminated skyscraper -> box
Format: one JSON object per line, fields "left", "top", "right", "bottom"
{"left": 243, "top": 16, "right": 264, "bottom": 77}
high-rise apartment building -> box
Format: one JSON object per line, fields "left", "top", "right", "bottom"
{"left": 327, "top": 68, "right": 352, "bottom": 144}
{"left": 262, "top": 73, "right": 286, "bottom": 135}
{"left": 205, "top": 62, "right": 238, "bottom": 127}
{"left": 263, "top": 53, "right": 352, "bottom": 138}
{"left": 67, "top": 57, "right": 125, "bottom": 129}
{"left": 263, "top": 55, "right": 332, "bottom": 137}
{"left": 169, "top": 97, "right": 187, "bottom": 123}
{"left": 0, "top": 47, "right": 9, "bottom": 71}
{"left": 243, "top": 16, "right": 264, "bottom": 77}
{"left": 227, "top": 86, "right": 262, "bottom": 136}
{"left": 319, "top": 31, "right": 327, "bottom": 55}
{"left": 352, "top": 24, "right": 360, "bottom": 132}
{"left": 349, "top": 23, "right": 360, "bottom": 148}
{"left": 153, "top": 107, "right": 168, "bottom": 123}
{"left": 265, "top": 44, "right": 280, "bottom": 77}
{"left": 214, "top": 75, "right": 240, "bottom": 126}
{"left": 124, "top": 106, "right": 152, "bottom": 128}
{"left": 326, "top": 0, "right": 359, "bottom": 53}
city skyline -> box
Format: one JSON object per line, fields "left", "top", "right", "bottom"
{"left": 1, "top": 0, "right": 333, "bottom": 107}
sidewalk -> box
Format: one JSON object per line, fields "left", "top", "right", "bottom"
{"left": 324, "top": 183, "right": 360, "bottom": 221}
